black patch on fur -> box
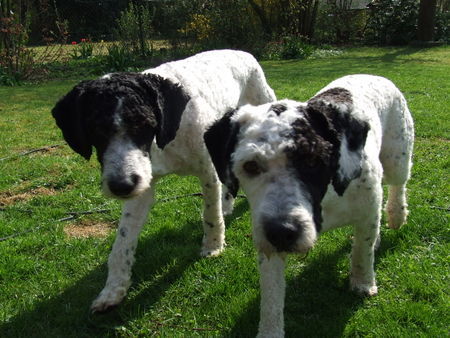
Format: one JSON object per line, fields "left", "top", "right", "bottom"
{"left": 204, "top": 109, "right": 240, "bottom": 198}
{"left": 286, "top": 87, "right": 369, "bottom": 230}
{"left": 119, "top": 227, "right": 127, "bottom": 237}
{"left": 313, "top": 87, "right": 352, "bottom": 105}
{"left": 51, "top": 81, "right": 93, "bottom": 160}
{"left": 142, "top": 74, "right": 191, "bottom": 149}
{"left": 307, "top": 87, "right": 369, "bottom": 196}
{"left": 269, "top": 103, "right": 287, "bottom": 115}
{"left": 51, "top": 72, "right": 190, "bottom": 162}
{"left": 285, "top": 113, "right": 335, "bottom": 231}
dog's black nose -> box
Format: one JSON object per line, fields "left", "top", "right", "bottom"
{"left": 108, "top": 174, "right": 140, "bottom": 197}
{"left": 263, "top": 216, "right": 300, "bottom": 252}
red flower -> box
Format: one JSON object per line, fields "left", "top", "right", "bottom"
{"left": 71, "top": 41, "right": 77, "bottom": 45}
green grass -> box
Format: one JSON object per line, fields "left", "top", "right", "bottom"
{"left": 0, "top": 46, "right": 449, "bottom": 337}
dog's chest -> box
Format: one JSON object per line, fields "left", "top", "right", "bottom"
{"left": 320, "top": 178, "right": 380, "bottom": 231}
{"left": 150, "top": 126, "right": 208, "bottom": 177}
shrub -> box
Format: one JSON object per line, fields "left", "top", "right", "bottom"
{"left": 262, "top": 36, "right": 315, "bottom": 60}
{"left": 69, "top": 39, "right": 94, "bottom": 60}
{"left": 0, "top": 15, "right": 34, "bottom": 85}
{"left": 184, "top": 14, "right": 213, "bottom": 41}
{"left": 365, "top": 0, "right": 419, "bottom": 45}
{"left": 435, "top": 9, "right": 450, "bottom": 42}
{"left": 315, "top": 1, "right": 367, "bottom": 44}
{"left": 103, "top": 43, "right": 135, "bottom": 72}
{"left": 116, "top": 2, "right": 154, "bottom": 56}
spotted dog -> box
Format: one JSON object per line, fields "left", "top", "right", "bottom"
{"left": 52, "top": 49, "right": 276, "bottom": 312}
{"left": 205, "top": 74, "right": 414, "bottom": 337}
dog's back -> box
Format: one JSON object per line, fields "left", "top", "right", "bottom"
{"left": 317, "top": 74, "right": 414, "bottom": 229}
{"left": 144, "top": 50, "right": 276, "bottom": 117}
{"left": 146, "top": 50, "right": 277, "bottom": 177}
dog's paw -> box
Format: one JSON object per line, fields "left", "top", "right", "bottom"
{"left": 222, "top": 206, "right": 234, "bottom": 217}
{"left": 257, "top": 330, "right": 284, "bottom": 338}
{"left": 386, "top": 203, "right": 408, "bottom": 229}
{"left": 200, "top": 243, "right": 225, "bottom": 257}
{"left": 350, "top": 280, "right": 378, "bottom": 297}
{"left": 91, "top": 286, "right": 127, "bottom": 313}
{"left": 222, "top": 199, "right": 235, "bottom": 216}
{"left": 386, "top": 212, "right": 407, "bottom": 229}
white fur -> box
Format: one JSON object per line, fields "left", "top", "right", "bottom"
{"left": 229, "top": 75, "right": 414, "bottom": 337}
{"left": 91, "top": 50, "right": 276, "bottom": 312}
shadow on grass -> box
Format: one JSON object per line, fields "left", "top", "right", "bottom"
{"left": 266, "top": 47, "right": 431, "bottom": 93}
{"left": 0, "top": 193, "right": 406, "bottom": 337}
{"left": 228, "top": 242, "right": 361, "bottom": 338}
{"left": 0, "top": 197, "right": 251, "bottom": 337}
{"left": 0, "top": 221, "right": 199, "bottom": 336}
{"left": 379, "top": 47, "right": 425, "bottom": 63}
{"left": 228, "top": 226, "right": 405, "bottom": 338}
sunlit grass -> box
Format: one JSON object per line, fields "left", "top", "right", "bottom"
{"left": 0, "top": 46, "right": 448, "bottom": 337}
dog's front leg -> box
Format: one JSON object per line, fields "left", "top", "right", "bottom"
{"left": 350, "top": 213, "right": 380, "bottom": 297}
{"left": 257, "top": 253, "right": 286, "bottom": 338}
{"left": 199, "top": 172, "right": 225, "bottom": 257}
{"left": 91, "top": 186, "right": 155, "bottom": 312}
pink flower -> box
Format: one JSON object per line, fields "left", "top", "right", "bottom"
{"left": 81, "top": 38, "right": 86, "bottom": 42}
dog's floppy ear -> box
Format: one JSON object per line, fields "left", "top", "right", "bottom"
{"left": 51, "top": 82, "right": 92, "bottom": 160}
{"left": 331, "top": 113, "right": 370, "bottom": 195}
{"left": 140, "top": 74, "right": 191, "bottom": 149}
{"left": 306, "top": 88, "right": 370, "bottom": 196}
{"left": 204, "top": 109, "right": 240, "bottom": 197}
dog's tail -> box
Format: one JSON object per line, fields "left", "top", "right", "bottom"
{"left": 380, "top": 90, "right": 414, "bottom": 229}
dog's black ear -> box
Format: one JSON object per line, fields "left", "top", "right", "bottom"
{"left": 204, "top": 109, "right": 240, "bottom": 197}
{"left": 306, "top": 88, "right": 370, "bottom": 196}
{"left": 140, "top": 74, "right": 191, "bottom": 149}
{"left": 331, "top": 114, "right": 370, "bottom": 195}
{"left": 51, "top": 82, "right": 92, "bottom": 160}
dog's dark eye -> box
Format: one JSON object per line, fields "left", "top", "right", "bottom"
{"left": 243, "top": 160, "right": 262, "bottom": 176}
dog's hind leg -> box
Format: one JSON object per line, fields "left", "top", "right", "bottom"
{"left": 385, "top": 184, "right": 409, "bottom": 229}
{"left": 381, "top": 97, "right": 414, "bottom": 229}
{"left": 91, "top": 185, "right": 155, "bottom": 312}
{"left": 239, "top": 67, "right": 277, "bottom": 106}
{"left": 221, "top": 186, "right": 235, "bottom": 216}
{"left": 199, "top": 171, "right": 226, "bottom": 257}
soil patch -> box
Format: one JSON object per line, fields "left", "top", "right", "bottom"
{"left": 64, "top": 219, "right": 115, "bottom": 239}
{"left": 0, "top": 187, "right": 57, "bottom": 206}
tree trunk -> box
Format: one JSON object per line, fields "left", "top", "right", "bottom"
{"left": 297, "top": 0, "right": 319, "bottom": 40}
{"left": 417, "top": 0, "right": 437, "bottom": 41}
{"left": 247, "top": 0, "right": 273, "bottom": 37}
{"left": 132, "top": 0, "right": 146, "bottom": 56}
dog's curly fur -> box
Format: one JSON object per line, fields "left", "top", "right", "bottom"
{"left": 52, "top": 49, "right": 276, "bottom": 313}
{"left": 205, "top": 74, "right": 414, "bottom": 337}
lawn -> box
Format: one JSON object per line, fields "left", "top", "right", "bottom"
{"left": 0, "top": 46, "right": 449, "bottom": 337}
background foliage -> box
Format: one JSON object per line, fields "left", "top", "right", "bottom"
{"left": 0, "top": 0, "right": 449, "bottom": 85}
{"left": 365, "top": 0, "right": 420, "bottom": 45}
